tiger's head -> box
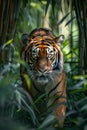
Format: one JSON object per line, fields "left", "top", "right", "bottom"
{"left": 21, "top": 28, "right": 64, "bottom": 86}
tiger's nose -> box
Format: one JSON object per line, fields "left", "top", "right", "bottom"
{"left": 38, "top": 67, "right": 48, "bottom": 73}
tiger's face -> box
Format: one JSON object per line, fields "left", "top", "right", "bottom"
{"left": 21, "top": 28, "right": 64, "bottom": 86}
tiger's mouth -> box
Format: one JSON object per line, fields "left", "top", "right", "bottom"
{"left": 36, "top": 75, "right": 49, "bottom": 84}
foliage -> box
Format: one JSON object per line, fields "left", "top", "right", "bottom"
{"left": 0, "top": 0, "right": 87, "bottom": 130}
{"left": 0, "top": 45, "right": 87, "bottom": 130}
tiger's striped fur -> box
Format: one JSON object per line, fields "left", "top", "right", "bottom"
{"left": 20, "top": 28, "right": 66, "bottom": 126}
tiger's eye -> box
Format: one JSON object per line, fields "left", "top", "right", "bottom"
{"left": 32, "top": 48, "right": 39, "bottom": 59}
{"left": 47, "top": 47, "right": 54, "bottom": 59}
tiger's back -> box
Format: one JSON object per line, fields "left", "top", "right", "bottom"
{"left": 20, "top": 28, "right": 66, "bottom": 126}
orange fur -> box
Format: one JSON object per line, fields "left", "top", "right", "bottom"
{"left": 20, "top": 28, "right": 66, "bottom": 126}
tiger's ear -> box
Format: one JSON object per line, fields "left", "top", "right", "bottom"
{"left": 21, "top": 34, "right": 29, "bottom": 45}
{"left": 55, "top": 35, "right": 64, "bottom": 45}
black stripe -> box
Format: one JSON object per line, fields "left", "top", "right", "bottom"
{"left": 24, "top": 49, "right": 27, "bottom": 62}
{"left": 32, "top": 79, "right": 62, "bottom": 96}
{"left": 48, "top": 80, "right": 62, "bottom": 97}
{"left": 30, "top": 33, "right": 54, "bottom": 39}
{"left": 31, "top": 41, "right": 54, "bottom": 45}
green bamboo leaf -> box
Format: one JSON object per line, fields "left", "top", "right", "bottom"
{"left": 6, "top": 39, "right": 13, "bottom": 45}
{"left": 23, "top": 74, "right": 31, "bottom": 89}
{"left": 2, "top": 39, "right": 13, "bottom": 49}
{"left": 76, "top": 97, "right": 87, "bottom": 105}
{"left": 16, "top": 87, "right": 39, "bottom": 115}
{"left": 21, "top": 97, "right": 40, "bottom": 126}
{"left": 34, "top": 93, "right": 46, "bottom": 104}
{"left": 39, "top": 115, "right": 57, "bottom": 129}
{"left": 73, "top": 75, "right": 87, "bottom": 80}
{"left": 80, "top": 105, "right": 87, "bottom": 112}
{"left": 65, "top": 110, "right": 77, "bottom": 117}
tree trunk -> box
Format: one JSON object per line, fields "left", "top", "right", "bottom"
{"left": 0, "top": 0, "right": 20, "bottom": 64}
{"left": 74, "top": 0, "right": 87, "bottom": 74}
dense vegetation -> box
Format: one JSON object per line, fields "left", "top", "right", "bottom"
{"left": 0, "top": 0, "right": 87, "bottom": 130}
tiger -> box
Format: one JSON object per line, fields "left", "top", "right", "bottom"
{"left": 20, "top": 28, "right": 66, "bottom": 126}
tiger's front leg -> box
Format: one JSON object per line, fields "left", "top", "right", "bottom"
{"left": 48, "top": 71, "right": 66, "bottom": 127}
{"left": 54, "top": 91, "right": 66, "bottom": 127}
{"left": 54, "top": 72, "right": 66, "bottom": 127}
